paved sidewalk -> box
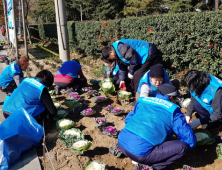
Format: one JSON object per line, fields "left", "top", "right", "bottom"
{"left": 0, "top": 54, "right": 42, "bottom": 169}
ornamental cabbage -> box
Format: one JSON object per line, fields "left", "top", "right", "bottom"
{"left": 68, "top": 93, "right": 82, "bottom": 100}
{"left": 216, "top": 143, "right": 222, "bottom": 160}
{"left": 82, "top": 87, "right": 92, "bottom": 92}
{"left": 62, "top": 99, "right": 82, "bottom": 108}
{"left": 102, "top": 105, "right": 113, "bottom": 112}
{"left": 56, "top": 119, "right": 75, "bottom": 130}
{"left": 84, "top": 160, "right": 107, "bottom": 170}
{"left": 81, "top": 108, "right": 96, "bottom": 117}
{"left": 92, "top": 96, "right": 109, "bottom": 103}
{"left": 94, "top": 118, "right": 108, "bottom": 127}
{"left": 71, "top": 140, "right": 92, "bottom": 154}
{"left": 195, "top": 130, "right": 215, "bottom": 145}
{"left": 58, "top": 128, "right": 84, "bottom": 147}
{"left": 86, "top": 90, "right": 98, "bottom": 97}
{"left": 99, "top": 125, "right": 118, "bottom": 138}
{"left": 181, "top": 98, "right": 191, "bottom": 109}
{"left": 110, "top": 108, "right": 125, "bottom": 116}
{"left": 54, "top": 102, "right": 61, "bottom": 108}
{"left": 53, "top": 109, "right": 69, "bottom": 121}
{"left": 49, "top": 90, "right": 54, "bottom": 96}
{"left": 118, "top": 90, "right": 132, "bottom": 101}
{"left": 99, "top": 78, "right": 115, "bottom": 95}
{"left": 51, "top": 95, "right": 57, "bottom": 102}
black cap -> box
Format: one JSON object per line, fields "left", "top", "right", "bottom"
{"left": 150, "top": 64, "right": 164, "bottom": 77}
{"left": 158, "top": 83, "right": 178, "bottom": 96}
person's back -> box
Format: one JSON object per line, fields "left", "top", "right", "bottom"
{"left": 54, "top": 60, "right": 87, "bottom": 92}
{"left": 118, "top": 83, "right": 196, "bottom": 170}
{"left": 2, "top": 77, "right": 46, "bottom": 117}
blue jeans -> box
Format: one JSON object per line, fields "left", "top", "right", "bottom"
{"left": 119, "top": 140, "right": 189, "bottom": 170}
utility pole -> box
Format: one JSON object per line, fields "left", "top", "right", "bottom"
{"left": 12, "top": 0, "right": 19, "bottom": 60}
{"left": 54, "top": 0, "right": 70, "bottom": 61}
{"left": 21, "top": 0, "right": 28, "bottom": 58}
{"left": 2, "top": 0, "right": 9, "bottom": 44}
{"left": 18, "top": 0, "right": 21, "bottom": 38}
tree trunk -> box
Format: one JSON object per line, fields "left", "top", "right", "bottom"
{"left": 215, "top": 0, "right": 219, "bottom": 10}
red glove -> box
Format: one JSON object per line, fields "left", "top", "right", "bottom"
{"left": 119, "top": 81, "right": 127, "bottom": 90}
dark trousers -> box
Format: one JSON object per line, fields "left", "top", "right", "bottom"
{"left": 54, "top": 78, "right": 87, "bottom": 91}
{"left": 131, "top": 53, "right": 162, "bottom": 95}
{"left": 193, "top": 100, "right": 222, "bottom": 118}
{"left": 119, "top": 141, "right": 189, "bottom": 170}
{"left": 0, "top": 80, "right": 17, "bottom": 94}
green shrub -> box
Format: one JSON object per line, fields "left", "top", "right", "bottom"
{"left": 33, "top": 11, "right": 222, "bottom": 80}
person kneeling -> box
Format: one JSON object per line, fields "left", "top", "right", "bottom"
{"left": 2, "top": 70, "right": 57, "bottom": 120}
{"left": 54, "top": 59, "right": 87, "bottom": 93}
{"left": 118, "top": 83, "right": 196, "bottom": 170}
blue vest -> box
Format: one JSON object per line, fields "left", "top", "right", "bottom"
{"left": 112, "top": 39, "right": 149, "bottom": 64}
{"left": 56, "top": 60, "right": 81, "bottom": 78}
{"left": 2, "top": 78, "right": 46, "bottom": 117}
{"left": 125, "top": 97, "right": 179, "bottom": 146}
{"left": 137, "top": 69, "right": 170, "bottom": 96}
{"left": 0, "top": 62, "right": 23, "bottom": 87}
{"left": 190, "top": 75, "right": 222, "bottom": 115}
{"left": 105, "top": 64, "right": 119, "bottom": 77}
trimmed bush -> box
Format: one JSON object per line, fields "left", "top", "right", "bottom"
{"left": 29, "top": 11, "right": 222, "bottom": 79}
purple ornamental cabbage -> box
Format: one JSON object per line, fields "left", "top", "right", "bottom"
{"left": 81, "top": 108, "right": 95, "bottom": 116}
{"left": 110, "top": 108, "right": 125, "bottom": 116}
{"left": 104, "top": 126, "right": 117, "bottom": 135}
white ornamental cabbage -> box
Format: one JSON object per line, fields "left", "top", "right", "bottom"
{"left": 56, "top": 119, "right": 75, "bottom": 130}
{"left": 181, "top": 98, "right": 191, "bottom": 109}
{"left": 102, "top": 82, "right": 112, "bottom": 89}
{"left": 58, "top": 128, "right": 85, "bottom": 147}
{"left": 54, "top": 102, "right": 61, "bottom": 108}
{"left": 64, "top": 129, "right": 81, "bottom": 137}
{"left": 85, "top": 160, "right": 107, "bottom": 170}
{"left": 71, "top": 140, "right": 92, "bottom": 154}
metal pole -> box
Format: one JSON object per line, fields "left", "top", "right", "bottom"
{"left": 80, "top": 4, "right": 82, "bottom": 21}
{"left": 54, "top": 0, "right": 70, "bottom": 61}
{"left": 2, "top": 0, "right": 9, "bottom": 44}
{"left": 21, "top": 0, "right": 28, "bottom": 57}
{"left": 12, "top": 0, "right": 19, "bottom": 60}
{"left": 18, "top": 0, "right": 21, "bottom": 38}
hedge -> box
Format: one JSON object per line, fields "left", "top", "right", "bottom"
{"left": 29, "top": 11, "right": 222, "bottom": 79}
{"left": 29, "top": 25, "right": 40, "bottom": 39}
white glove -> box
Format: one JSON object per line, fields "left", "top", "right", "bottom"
{"left": 189, "top": 119, "right": 201, "bottom": 129}
{"left": 185, "top": 115, "right": 191, "bottom": 123}
{"left": 128, "top": 73, "right": 134, "bottom": 79}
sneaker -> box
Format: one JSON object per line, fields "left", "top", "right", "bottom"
{"left": 183, "top": 165, "right": 196, "bottom": 170}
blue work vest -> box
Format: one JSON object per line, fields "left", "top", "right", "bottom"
{"left": 0, "top": 62, "right": 23, "bottom": 87}
{"left": 105, "top": 64, "right": 119, "bottom": 77}
{"left": 125, "top": 97, "right": 179, "bottom": 146}
{"left": 2, "top": 78, "right": 46, "bottom": 117}
{"left": 56, "top": 60, "right": 81, "bottom": 78}
{"left": 190, "top": 75, "right": 222, "bottom": 115}
{"left": 112, "top": 39, "right": 149, "bottom": 64}
{"left": 137, "top": 69, "right": 170, "bottom": 96}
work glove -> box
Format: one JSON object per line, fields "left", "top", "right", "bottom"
{"left": 128, "top": 73, "right": 134, "bottom": 79}
{"left": 185, "top": 115, "right": 191, "bottom": 123}
{"left": 119, "top": 81, "right": 127, "bottom": 90}
{"left": 189, "top": 119, "right": 201, "bottom": 129}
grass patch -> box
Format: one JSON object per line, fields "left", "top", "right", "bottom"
{"left": 92, "top": 65, "right": 105, "bottom": 78}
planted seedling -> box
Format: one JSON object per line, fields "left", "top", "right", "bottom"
{"left": 56, "top": 119, "right": 75, "bottom": 130}
{"left": 71, "top": 140, "right": 92, "bottom": 154}
{"left": 80, "top": 108, "right": 96, "bottom": 117}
